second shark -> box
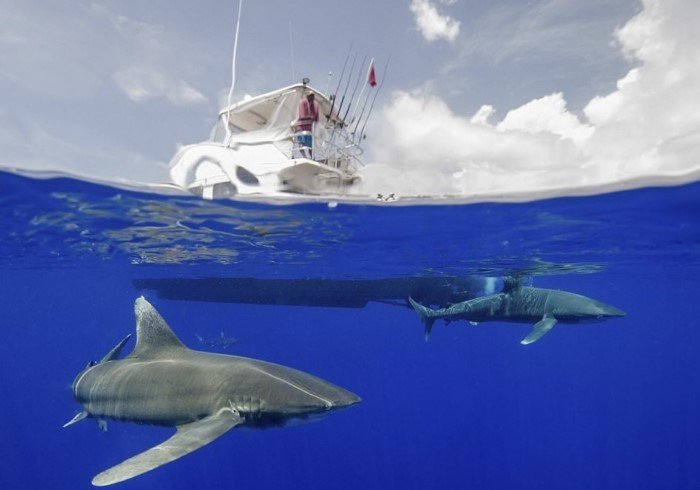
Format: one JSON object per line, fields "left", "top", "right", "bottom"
{"left": 409, "top": 277, "right": 625, "bottom": 345}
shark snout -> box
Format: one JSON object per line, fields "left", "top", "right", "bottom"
{"left": 598, "top": 304, "right": 626, "bottom": 318}
{"left": 317, "top": 384, "right": 361, "bottom": 410}
{"left": 333, "top": 390, "right": 361, "bottom": 408}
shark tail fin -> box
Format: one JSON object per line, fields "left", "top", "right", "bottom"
{"left": 408, "top": 297, "right": 437, "bottom": 342}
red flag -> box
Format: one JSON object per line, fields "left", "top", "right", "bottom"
{"left": 368, "top": 64, "right": 377, "bottom": 87}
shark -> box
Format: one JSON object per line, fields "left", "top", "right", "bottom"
{"left": 409, "top": 277, "right": 625, "bottom": 345}
{"left": 64, "top": 297, "right": 360, "bottom": 486}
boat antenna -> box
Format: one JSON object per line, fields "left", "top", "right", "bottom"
{"left": 224, "top": 0, "right": 244, "bottom": 144}
{"left": 357, "top": 56, "right": 390, "bottom": 142}
{"left": 324, "top": 71, "right": 332, "bottom": 97}
{"left": 342, "top": 54, "right": 368, "bottom": 123}
{"left": 288, "top": 21, "right": 296, "bottom": 83}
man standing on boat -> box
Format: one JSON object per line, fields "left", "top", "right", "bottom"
{"left": 295, "top": 91, "right": 319, "bottom": 159}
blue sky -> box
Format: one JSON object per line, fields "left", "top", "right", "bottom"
{"left": 1, "top": 0, "right": 698, "bottom": 199}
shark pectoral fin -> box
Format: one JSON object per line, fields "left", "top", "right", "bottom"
{"left": 63, "top": 410, "right": 89, "bottom": 428}
{"left": 99, "top": 334, "right": 131, "bottom": 364}
{"left": 520, "top": 317, "right": 558, "bottom": 345}
{"left": 91, "top": 407, "right": 243, "bottom": 487}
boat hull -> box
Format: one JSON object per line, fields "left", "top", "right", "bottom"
{"left": 169, "top": 142, "right": 359, "bottom": 199}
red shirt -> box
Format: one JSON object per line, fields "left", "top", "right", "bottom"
{"left": 296, "top": 98, "right": 319, "bottom": 132}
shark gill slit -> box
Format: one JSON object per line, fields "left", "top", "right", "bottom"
{"left": 73, "top": 367, "right": 94, "bottom": 399}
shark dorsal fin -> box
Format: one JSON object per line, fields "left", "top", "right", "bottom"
{"left": 127, "top": 297, "right": 187, "bottom": 359}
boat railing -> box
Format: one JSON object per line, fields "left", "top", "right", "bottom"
{"left": 292, "top": 125, "right": 364, "bottom": 172}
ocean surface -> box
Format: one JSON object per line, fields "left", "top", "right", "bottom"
{"left": 1, "top": 171, "right": 699, "bottom": 490}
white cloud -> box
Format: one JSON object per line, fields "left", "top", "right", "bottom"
{"left": 87, "top": 4, "right": 208, "bottom": 105}
{"left": 410, "top": 0, "right": 461, "bottom": 43}
{"left": 361, "top": 91, "right": 581, "bottom": 197}
{"left": 497, "top": 93, "right": 594, "bottom": 146}
{"left": 470, "top": 105, "right": 495, "bottom": 125}
{"left": 113, "top": 66, "right": 207, "bottom": 105}
{"left": 359, "top": 0, "right": 700, "bottom": 200}
{"left": 582, "top": 0, "right": 700, "bottom": 175}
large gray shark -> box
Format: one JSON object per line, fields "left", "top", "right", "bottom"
{"left": 64, "top": 297, "right": 360, "bottom": 486}
{"left": 409, "top": 277, "right": 625, "bottom": 345}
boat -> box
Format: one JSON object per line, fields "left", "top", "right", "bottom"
{"left": 169, "top": 82, "right": 364, "bottom": 199}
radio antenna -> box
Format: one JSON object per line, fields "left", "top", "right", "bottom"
{"left": 224, "top": 0, "right": 244, "bottom": 143}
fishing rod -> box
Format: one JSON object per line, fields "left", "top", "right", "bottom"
{"left": 349, "top": 57, "right": 374, "bottom": 129}
{"left": 350, "top": 58, "right": 375, "bottom": 136}
{"left": 357, "top": 56, "right": 390, "bottom": 143}
{"left": 341, "top": 54, "right": 367, "bottom": 123}
{"left": 335, "top": 51, "right": 358, "bottom": 125}
{"left": 324, "top": 45, "right": 355, "bottom": 162}
{"left": 327, "top": 42, "right": 353, "bottom": 124}
{"left": 325, "top": 48, "right": 357, "bottom": 163}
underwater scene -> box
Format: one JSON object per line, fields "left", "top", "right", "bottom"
{"left": 1, "top": 171, "right": 699, "bottom": 489}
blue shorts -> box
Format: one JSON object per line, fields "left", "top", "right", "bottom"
{"left": 296, "top": 134, "right": 312, "bottom": 149}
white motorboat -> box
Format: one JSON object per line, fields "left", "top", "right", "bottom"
{"left": 169, "top": 82, "right": 364, "bottom": 200}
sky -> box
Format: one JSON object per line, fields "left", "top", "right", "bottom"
{"left": 1, "top": 0, "right": 699, "bottom": 200}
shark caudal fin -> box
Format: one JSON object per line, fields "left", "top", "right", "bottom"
{"left": 408, "top": 297, "right": 437, "bottom": 342}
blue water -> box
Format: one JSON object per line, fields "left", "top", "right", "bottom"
{"left": 1, "top": 171, "right": 699, "bottom": 489}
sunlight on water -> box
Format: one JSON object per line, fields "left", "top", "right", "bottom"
{"left": 5, "top": 188, "right": 351, "bottom": 266}
{"left": 1, "top": 174, "right": 697, "bottom": 278}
